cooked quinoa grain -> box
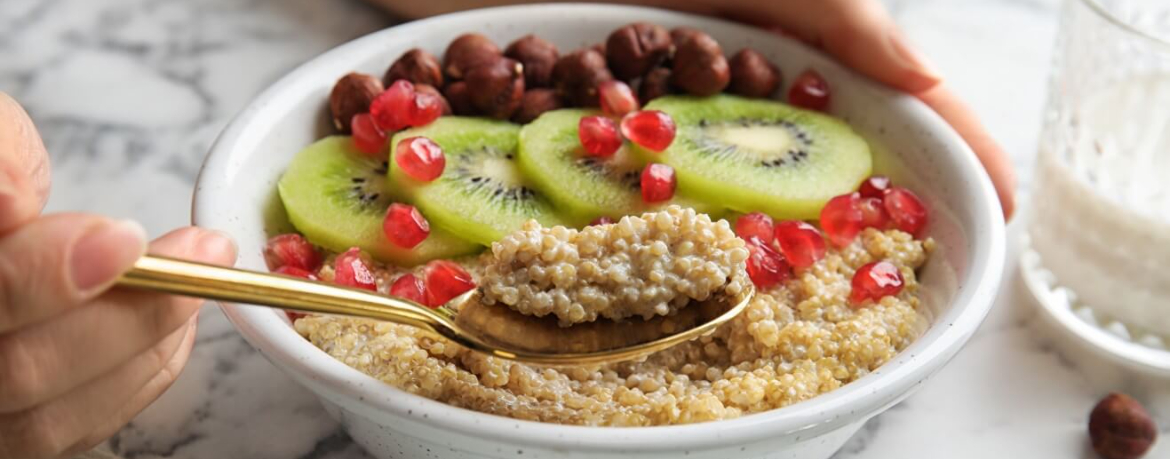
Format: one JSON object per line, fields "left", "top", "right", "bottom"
{"left": 481, "top": 206, "right": 750, "bottom": 326}
{"left": 295, "top": 227, "right": 933, "bottom": 426}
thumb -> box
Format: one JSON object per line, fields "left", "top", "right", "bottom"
{"left": 733, "top": 0, "right": 942, "bottom": 93}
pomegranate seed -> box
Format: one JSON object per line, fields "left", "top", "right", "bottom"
{"left": 424, "top": 260, "right": 476, "bottom": 307}
{"left": 383, "top": 203, "right": 431, "bottom": 249}
{"left": 788, "top": 70, "right": 830, "bottom": 111}
{"left": 395, "top": 136, "right": 446, "bottom": 182}
{"left": 589, "top": 216, "right": 615, "bottom": 226}
{"left": 370, "top": 79, "right": 415, "bottom": 132}
{"left": 735, "top": 212, "right": 774, "bottom": 244}
{"left": 578, "top": 115, "right": 622, "bottom": 158}
{"left": 859, "top": 197, "right": 890, "bottom": 229}
{"left": 351, "top": 113, "right": 388, "bottom": 156}
{"left": 621, "top": 110, "right": 676, "bottom": 152}
{"left": 334, "top": 248, "right": 377, "bottom": 291}
{"left": 286, "top": 311, "right": 308, "bottom": 322}
{"left": 599, "top": 80, "right": 640, "bottom": 116}
{"left": 408, "top": 91, "right": 444, "bottom": 127}
{"left": 640, "top": 163, "right": 676, "bottom": 203}
{"left": 264, "top": 234, "right": 321, "bottom": 271}
{"left": 745, "top": 238, "right": 790, "bottom": 289}
{"left": 774, "top": 221, "right": 826, "bottom": 269}
{"left": 820, "top": 193, "right": 865, "bottom": 247}
{"left": 883, "top": 187, "right": 928, "bottom": 237}
{"left": 275, "top": 265, "right": 319, "bottom": 280}
{"left": 390, "top": 273, "right": 428, "bottom": 305}
{"left": 849, "top": 261, "right": 904, "bottom": 306}
{"left": 859, "top": 175, "right": 891, "bottom": 199}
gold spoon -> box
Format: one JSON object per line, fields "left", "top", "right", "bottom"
{"left": 118, "top": 255, "right": 753, "bottom": 365}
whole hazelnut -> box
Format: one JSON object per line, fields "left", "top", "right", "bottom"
{"left": 329, "top": 72, "right": 384, "bottom": 133}
{"left": 552, "top": 49, "right": 614, "bottom": 107}
{"left": 384, "top": 48, "right": 443, "bottom": 88}
{"left": 465, "top": 58, "right": 525, "bottom": 119}
{"left": 512, "top": 89, "right": 563, "bottom": 124}
{"left": 415, "top": 84, "right": 451, "bottom": 116}
{"left": 443, "top": 33, "right": 502, "bottom": 80}
{"left": 671, "top": 30, "right": 730, "bottom": 96}
{"left": 1089, "top": 393, "right": 1157, "bottom": 459}
{"left": 504, "top": 35, "right": 559, "bottom": 88}
{"left": 638, "top": 67, "right": 675, "bottom": 103}
{"left": 670, "top": 27, "right": 703, "bottom": 47}
{"left": 728, "top": 48, "right": 781, "bottom": 98}
{"left": 443, "top": 81, "right": 476, "bottom": 116}
{"left": 590, "top": 42, "right": 606, "bottom": 56}
{"left": 606, "top": 22, "right": 673, "bottom": 80}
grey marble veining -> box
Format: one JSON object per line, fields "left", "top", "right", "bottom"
{"left": 1, "top": 0, "right": 1167, "bottom": 458}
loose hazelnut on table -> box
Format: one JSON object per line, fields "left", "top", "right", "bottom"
{"left": 443, "top": 33, "right": 501, "bottom": 80}
{"left": 513, "top": 89, "right": 562, "bottom": 124}
{"left": 728, "top": 48, "right": 781, "bottom": 98}
{"left": 1089, "top": 393, "right": 1157, "bottom": 459}
{"left": 465, "top": 57, "right": 525, "bottom": 119}
{"left": 670, "top": 26, "right": 703, "bottom": 47}
{"left": 504, "top": 34, "right": 559, "bottom": 88}
{"left": 329, "top": 72, "right": 383, "bottom": 133}
{"left": 443, "top": 81, "right": 476, "bottom": 116}
{"left": 606, "top": 22, "right": 673, "bottom": 81}
{"left": 638, "top": 67, "right": 674, "bottom": 102}
{"left": 671, "top": 30, "right": 730, "bottom": 96}
{"left": 384, "top": 48, "right": 444, "bottom": 88}
{"left": 552, "top": 48, "right": 614, "bottom": 107}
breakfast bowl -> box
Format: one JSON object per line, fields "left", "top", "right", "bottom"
{"left": 193, "top": 4, "right": 1006, "bottom": 458}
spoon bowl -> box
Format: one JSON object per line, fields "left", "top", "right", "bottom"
{"left": 118, "top": 255, "right": 752, "bottom": 365}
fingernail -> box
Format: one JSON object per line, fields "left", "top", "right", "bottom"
{"left": 70, "top": 219, "right": 148, "bottom": 294}
{"left": 888, "top": 32, "right": 942, "bottom": 82}
{"left": 198, "top": 229, "right": 238, "bottom": 264}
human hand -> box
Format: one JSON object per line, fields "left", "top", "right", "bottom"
{"left": 717, "top": 0, "right": 1016, "bottom": 218}
{"left": 0, "top": 93, "right": 238, "bottom": 458}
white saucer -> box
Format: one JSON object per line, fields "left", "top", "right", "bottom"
{"left": 1020, "top": 234, "right": 1170, "bottom": 377}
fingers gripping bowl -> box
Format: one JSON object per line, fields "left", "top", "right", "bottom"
{"left": 195, "top": 4, "right": 1004, "bottom": 459}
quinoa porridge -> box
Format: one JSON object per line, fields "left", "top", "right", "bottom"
{"left": 294, "top": 225, "right": 933, "bottom": 426}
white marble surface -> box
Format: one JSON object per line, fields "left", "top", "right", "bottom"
{"left": 1, "top": 0, "right": 1166, "bottom": 457}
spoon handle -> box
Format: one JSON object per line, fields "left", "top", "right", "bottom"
{"left": 117, "top": 255, "right": 443, "bottom": 330}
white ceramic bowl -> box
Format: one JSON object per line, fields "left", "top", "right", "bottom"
{"left": 194, "top": 4, "right": 1006, "bottom": 458}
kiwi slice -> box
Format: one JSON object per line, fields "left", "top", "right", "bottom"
{"left": 389, "top": 117, "right": 566, "bottom": 245}
{"left": 637, "top": 95, "right": 872, "bottom": 219}
{"left": 277, "top": 136, "right": 481, "bottom": 266}
{"left": 517, "top": 109, "right": 725, "bottom": 224}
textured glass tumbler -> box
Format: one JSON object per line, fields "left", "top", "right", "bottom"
{"left": 1027, "top": 0, "right": 1170, "bottom": 338}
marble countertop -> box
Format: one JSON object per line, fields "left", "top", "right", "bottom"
{"left": 2, "top": 0, "right": 1166, "bottom": 457}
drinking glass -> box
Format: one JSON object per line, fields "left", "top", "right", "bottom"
{"left": 1025, "top": 0, "right": 1170, "bottom": 348}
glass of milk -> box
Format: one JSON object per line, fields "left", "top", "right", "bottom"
{"left": 1027, "top": 0, "right": 1170, "bottom": 339}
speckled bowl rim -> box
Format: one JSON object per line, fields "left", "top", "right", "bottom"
{"left": 195, "top": 3, "right": 1005, "bottom": 453}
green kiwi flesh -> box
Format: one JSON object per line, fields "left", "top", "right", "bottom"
{"left": 518, "top": 109, "right": 725, "bottom": 225}
{"left": 389, "top": 117, "right": 566, "bottom": 245}
{"left": 637, "top": 95, "right": 872, "bottom": 219}
{"left": 277, "top": 136, "right": 481, "bottom": 266}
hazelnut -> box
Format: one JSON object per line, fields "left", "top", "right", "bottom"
{"left": 670, "top": 30, "right": 729, "bottom": 96}
{"left": 1089, "top": 393, "right": 1157, "bottom": 459}
{"left": 606, "top": 22, "right": 673, "bottom": 80}
{"left": 415, "top": 84, "right": 451, "bottom": 116}
{"left": 670, "top": 27, "right": 703, "bottom": 47}
{"left": 552, "top": 49, "right": 614, "bottom": 107}
{"left": 443, "top": 81, "right": 476, "bottom": 116}
{"left": 329, "top": 72, "right": 383, "bottom": 133}
{"left": 384, "top": 48, "right": 443, "bottom": 88}
{"left": 638, "top": 67, "right": 674, "bottom": 103}
{"left": 728, "top": 48, "right": 781, "bottom": 98}
{"left": 443, "top": 33, "right": 502, "bottom": 80}
{"left": 591, "top": 42, "right": 606, "bottom": 56}
{"left": 512, "top": 89, "right": 562, "bottom": 124}
{"left": 504, "top": 35, "right": 559, "bottom": 88}
{"left": 465, "top": 58, "right": 525, "bottom": 119}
